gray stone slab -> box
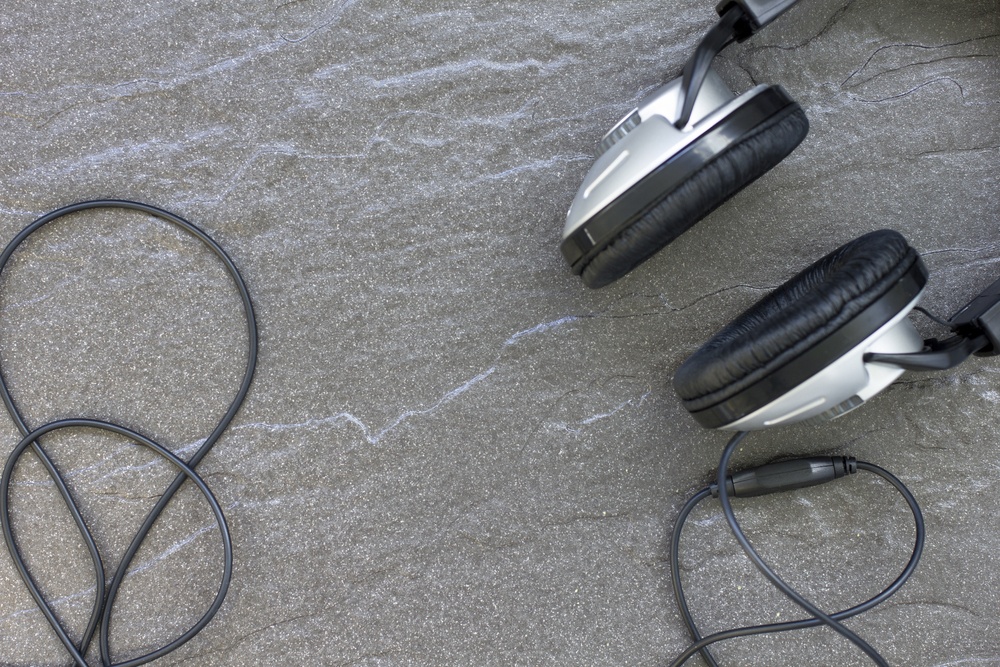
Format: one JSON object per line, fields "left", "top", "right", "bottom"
{"left": 0, "top": 0, "right": 997, "bottom": 665}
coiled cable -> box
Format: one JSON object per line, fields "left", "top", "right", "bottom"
{"left": 0, "top": 200, "right": 257, "bottom": 667}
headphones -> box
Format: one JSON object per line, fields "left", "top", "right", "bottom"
{"left": 558, "top": 6, "right": 995, "bottom": 661}
{"left": 558, "top": 0, "right": 999, "bottom": 430}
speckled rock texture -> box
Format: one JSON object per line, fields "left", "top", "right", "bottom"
{"left": 0, "top": 0, "right": 997, "bottom": 665}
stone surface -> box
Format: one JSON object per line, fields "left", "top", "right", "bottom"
{"left": 0, "top": 0, "right": 997, "bottom": 665}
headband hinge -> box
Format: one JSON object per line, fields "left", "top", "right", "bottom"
{"left": 949, "top": 276, "right": 1000, "bottom": 356}
{"left": 715, "top": 0, "right": 803, "bottom": 38}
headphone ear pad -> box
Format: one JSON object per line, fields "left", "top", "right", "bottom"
{"left": 580, "top": 106, "right": 809, "bottom": 289}
{"left": 672, "top": 229, "right": 921, "bottom": 415}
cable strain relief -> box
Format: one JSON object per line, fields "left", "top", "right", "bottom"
{"left": 845, "top": 456, "right": 858, "bottom": 475}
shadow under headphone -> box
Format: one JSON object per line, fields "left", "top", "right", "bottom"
{"left": 559, "top": 0, "right": 1000, "bottom": 431}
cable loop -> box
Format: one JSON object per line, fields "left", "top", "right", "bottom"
{"left": 0, "top": 200, "right": 257, "bottom": 667}
{"left": 669, "top": 432, "right": 924, "bottom": 666}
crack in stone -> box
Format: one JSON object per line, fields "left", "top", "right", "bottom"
{"left": 544, "top": 392, "right": 652, "bottom": 438}
{"left": 716, "top": 54, "right": 759, "bottom": 86}
{"left": 235, "top": 316, "right": 581, "bottom": 446}
{"left": 578, "top": 392, "right": 651, "bottom": 426}
{"left": 842, "top": 34, "right": 1000, "bottom": 87}
{"left": 878, "top": 598, "right": 981, "bottom": 618}
{"left": 660, "top": 283, "right": 779, "bottom": 314}
{"left": 915, "top": 144, "right": 1000, "bottom": 158}
{"left": 520, "top": 374, "right": 648, "bottom": 451}
{"left": 235, "top": 366, "right": 496, "bottom": 445}
{"left": 850, "top": 74, "right": 986, "bottom": 105}
{"left": 752, "top": 0, "right": 856, "bottom": 52}
{"left": 274, "top": 0, "right": 362, "bottom": 43}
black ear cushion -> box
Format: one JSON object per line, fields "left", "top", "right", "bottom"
{"left": 580, "top": 106, "right": 809, "bottom": 289}
{"left": 673, "top": 230, "right": 920, "bottom": 413}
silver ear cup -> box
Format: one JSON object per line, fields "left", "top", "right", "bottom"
{"left": 672, "top": 230, "right": 929, "bottom": 430}
{"left": 564, "top": 68, "right": 740, "bottom": 240}
{"left": 724, "top": 296, "right": 925, "bottom": 430}
{"left": 560, "top": 68, "right": 807, "bottom": 287}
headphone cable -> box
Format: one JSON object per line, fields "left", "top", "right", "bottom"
{"left": 0, "top": 200, "right": 257, "bottom": 667}
{"left": 668, "top": 431, "right": 924, "bottom": 666}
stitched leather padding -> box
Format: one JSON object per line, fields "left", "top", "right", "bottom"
{"left": 580, "top": 106, "right": 809, "bottom": 289}
{"left": 672, "top": 230, "right": 920, "bottom": 412}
